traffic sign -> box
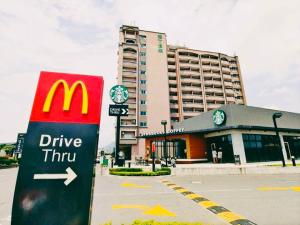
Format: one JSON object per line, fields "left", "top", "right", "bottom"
{"left": 109, "top": 85, "right": 129, "bottom": 104}
{"left": 11, "top": 71, "right": 104, "bottom": 225}
{"left": 13, "top": 133, "right": 25, "bottom": 154}
{"left": 109, "top": 104, "right": 128, "bottom": 116}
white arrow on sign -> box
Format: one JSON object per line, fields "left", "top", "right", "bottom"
{"left": 33, "top": 167, "right": 77, "bottom": 186}
{"left": 121, "top": 108, "right": 128, "bottom": 115}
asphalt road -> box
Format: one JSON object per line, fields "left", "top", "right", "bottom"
{"left": 1, "top": 168, "right": 300, "bottom": 225}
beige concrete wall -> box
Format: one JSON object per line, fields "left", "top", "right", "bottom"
{"left": 140, "top": 31, "right": 171, "bottom": 132}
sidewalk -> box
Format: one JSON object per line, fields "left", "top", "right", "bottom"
{"left": 97, "top": 160, "right": 300, "bottom": 176}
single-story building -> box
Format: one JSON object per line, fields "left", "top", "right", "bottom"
{"left": 138, "top": 104, "right": 300, "bottom": 164}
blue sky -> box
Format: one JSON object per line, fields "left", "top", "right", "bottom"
{"left": 0, "top": 0, "right": 299, "bottom": 147}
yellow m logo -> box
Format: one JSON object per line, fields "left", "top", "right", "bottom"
{"left": 43, "top": 80, "right": 88, "bottom": 114}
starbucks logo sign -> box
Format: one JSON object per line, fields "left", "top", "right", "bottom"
{"left": 212, "top": 110, "right": 226, "bottom": 126}
{"left": 110, "top": 85, "right": 129, "bottom": 104}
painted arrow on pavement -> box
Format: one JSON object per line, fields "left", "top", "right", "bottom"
{"left": 33, "top": 167, "right": 77, "bottom": 186}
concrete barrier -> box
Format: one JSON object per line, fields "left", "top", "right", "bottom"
{"left": 171, "top": 165, "right": 300, "bottom": 176}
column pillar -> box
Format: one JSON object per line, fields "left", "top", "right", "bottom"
{"left": 231, "top": 132, "right": 247, "bottom": 164}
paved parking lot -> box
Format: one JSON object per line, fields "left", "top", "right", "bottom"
{"left": 1, "top": 168, "right": 300, "bottom": 225}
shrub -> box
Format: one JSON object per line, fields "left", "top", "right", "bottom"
{"left": 109, "top": 168, "right": 143, "bottom": 173}
{"left": 109, "top": 167, "right": 171, "bottom": 176}
{"left": 0, "top": 157, "right": 18, "bottom": 166}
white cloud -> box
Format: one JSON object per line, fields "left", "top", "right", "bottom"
{"left": 0, "top": 0, "right": 299, "bottom": 146}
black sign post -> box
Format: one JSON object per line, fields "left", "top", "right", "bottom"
{"left": 109, "top": 104, "right": 128, "bottom": 166}
{"left": 13, "top": 133, "right": 26, "bottom": 158}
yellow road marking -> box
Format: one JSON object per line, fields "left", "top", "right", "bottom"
{"left": 290, "top": 186, "right": 300, "bottom": 192}
{"left": 143, "top": 204, "right": 177, "bottom": 217}
{"left": 258, "top": 187, "right": 290, "bottom": 191}
{"left": 199, "top": 201, "right": 218, "bottom": 208}
{"left": 176, "top": 188, "right": 189, "bottom": 193}
{"left": 112, "top": 204, "right": 176, "bottom": 217}
{"left": 161, "top": 180, "right": 254, "bottom": 224}
{"left": 121, "top": 182, "right": 151, "bottom": 188}
{"left": 186, "top": 193, "right": 202, "bottom": 199}
{"left": 218, "top": 211, "right": 245, "bottom": 222}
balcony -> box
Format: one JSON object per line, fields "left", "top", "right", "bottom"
{"left": 225, "top": 89, "right": 234, "bottom": 95}
{"left": 124, "top": 33, "right": 136, "bottom": 39}
{"left": 182, "top": 102, "right": 204, "bottom": 108}
{"left": 123, "top": 82, "right": 137, "bottom": 88}
{"left": 180, "top": 70, "right": 200, "bottom": 76}
{"left": 205, "top": 80, "right": 222, "bottom": 86}
{"left": 168, "top": 57, "right": 176, "bottom": 63}
{"left": 168, "top": 72, "right": 176, "bottom": 77}
{"left": 120, "top": 139, "right": 137, "bottom": 145}
{"left": 236, "top": 99, "right": 244, "bottom": 104}
{"left": 223, "top": 74, "right": 232, "bottom": 81}
{"left": 182, "top": 111, "right": 201, "bottom": 117}
{"left": 169, "top": 87, "right": 178, "bottom": 92}
{"left": 224, "top": 82, "right": 233, "bottom": 88}
{"left": 226, "top": 97, "right": 235, "bottom": 102}
{"left": 128, "top": 104, "right": 137, "bottom": 109}
{"left": 168, "top": 79, "right": 177, "bottom": 85}
{"left": 205, "top": 88, "right": 223, "bottom": 93}
{"left": 232, "top": 77, "right": 240, "bottom": 82}
{"left": 181, "top": 78, "right": 201, "bottom": 84}
{"left": 182, "top": 94, "right": 202, "bottom": 100}
{"left": 169, "top": 95, "right": 178, "bottom": 100}
{"left": 122, "top": 71, "right": 136, "bottom": 78}
{"left": 123, "top": 62, "right": 137, "bottom": 69}
{"left": 181, "top": 86, "right": 201, "bottom": 92}
{"left": 123, "top": 52, "right": 137, "bottom": 59}
{"left": 206, "top": 96, "right": 224, "bottom": 101}
{"left": 170, "top": 113, "right": 179, "bottom": 117}
{"left": 170, "top": 103, "right": 178, "bottom": 109}
{"left": 168, "top": 64, "right": 176, "bottom": 70}
{"left": 207, "top": 104, "right": 223, "bottom": 110}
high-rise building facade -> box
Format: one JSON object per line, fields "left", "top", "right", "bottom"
{"left": 117, "top": 25, "right": 246, "bottom": 160}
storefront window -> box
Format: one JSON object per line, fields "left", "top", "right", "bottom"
{"left": 283, "top": 136, "right": 300, "bottom": 159}
{"left": 242, "top": 134, "right": 281, "bottom": 162}
{"left": 206, "top": 135, "right": 234, "bottom": 163}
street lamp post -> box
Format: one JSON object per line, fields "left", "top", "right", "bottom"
{"left": 272, "top": 112, "right": 286, "bottom": 167}
{"left": 161, "top": 120, "right": 168, "bottom": 167}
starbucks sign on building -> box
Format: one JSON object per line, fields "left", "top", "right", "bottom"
{"left": 212, "top": 110, "right": 226, "bottom": 126}
{"left": 110, "top": 85, "right": 129, "bottom": 104}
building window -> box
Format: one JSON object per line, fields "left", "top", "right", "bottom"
{"left": 140, "top": 35, "right": 146, "bottom": 40}
{"left": 140, "top": 70, "right": 146, "bottom": 75}
{"left": 140, "top": 100, "right": 146, "bottom": 105}
{"left": 140, "top": 52, "right": 146, "bottom": 56}
{"left": 140, "top": 80, "right": 146, "bottom": 84}
{"left": 141, "top": 61, "right": 146, "bottom": 65}
{"left": 141, "top": 44, "right": 146, "bottom": 48}
{"left": 141, "top": 90, "right": 146, "bottom": 94}
{"left": 242, "top": 134, "right": 282, "bottom": 162}
{"left": 140, "top": 111, "right": 147, "bottom": 115}
{"left": 140, "top": 122, "right": 147, "bottom": 127}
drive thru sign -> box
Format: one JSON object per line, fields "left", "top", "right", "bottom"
{"left": 11, "top": 71, "right": 104, "bottom": 225}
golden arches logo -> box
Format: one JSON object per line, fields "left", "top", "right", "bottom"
{"left": 43, "top": 79, "right": 88, "bottom": 114}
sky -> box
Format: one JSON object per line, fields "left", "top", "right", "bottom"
{"left": 0, "top": 0, "right": 299, "bottom": 147}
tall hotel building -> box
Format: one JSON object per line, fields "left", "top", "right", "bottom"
{"left": 117, "top": 25, "right": 246, "bottom": 159}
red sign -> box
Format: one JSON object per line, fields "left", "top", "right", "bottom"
{"left": 30, "top": 71, "right": 104, "bottom": 124}
{"left": 152, "top": 143, "right": 156, "bottom": 153}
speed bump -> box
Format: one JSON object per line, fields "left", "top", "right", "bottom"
{"left": 161, "top": 180, "right": 257, "bottom": 225}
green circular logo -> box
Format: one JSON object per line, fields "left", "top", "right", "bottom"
{"left": 110, "top": 85, "right": 129, "bottom": 104}
{"left": 212, "top": 110, "right": 226, "bottom": 126}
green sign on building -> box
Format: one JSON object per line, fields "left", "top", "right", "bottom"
{"left": 212, "top": 110, "right": 226, "bottom": 126}
{"left": 110, "top": 85, "right": 129, "bottom": 104}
